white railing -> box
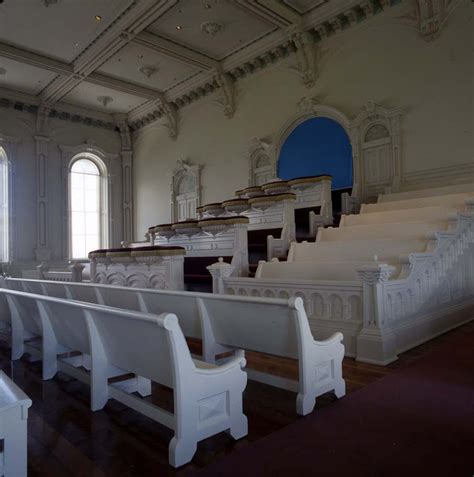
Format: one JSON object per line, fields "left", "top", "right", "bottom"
{"left": 219, "top": 205, "right": 474, "bottom": 365}
{"left": 221, "top": 275, "right": 363, "bottom": 357}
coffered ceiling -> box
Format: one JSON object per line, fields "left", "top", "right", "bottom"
{"left": 0, "top": 0, "right": 404, "bottom": 127}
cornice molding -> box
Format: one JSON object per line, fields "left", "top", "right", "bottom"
{"left": 128, "top": 0, "right": 406, "bottom": 133}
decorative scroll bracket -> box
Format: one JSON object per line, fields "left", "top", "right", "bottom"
{"left": 287, "top": 26, "right": 318, "bottom": 88}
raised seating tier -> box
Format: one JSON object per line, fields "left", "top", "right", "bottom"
{"left": 361, "top": 192, "right": 473, "bottom": 214}
{"left": 288, "top": 238, "right": 428, "bottom": 263}
{"left": 377, "top": 183, "right": 474, "bottom": 203}
{"left": 217, "top": 188, "right": 474, "bottom": 366}
{"left": 256, "top": 260, "right": 373, "bottom": 282}
{"left": 317, "top": 221, "right": 449, "bottom": 242}
{"left": 340, "top": 206, "right": 458, "bottom": 227}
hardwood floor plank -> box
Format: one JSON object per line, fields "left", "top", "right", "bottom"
{"left": 0, "top": 321, "right": 472, "bottom": 477}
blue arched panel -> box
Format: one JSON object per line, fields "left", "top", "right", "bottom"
{"left": 278, "top": 117, "right": 353, "bottom": 189}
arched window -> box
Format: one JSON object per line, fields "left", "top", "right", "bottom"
{"left": 69, "top": 157, "right": 108, "bottom": 259}
{"left": 0, "top": 147, "right": 9, "bottom": 262}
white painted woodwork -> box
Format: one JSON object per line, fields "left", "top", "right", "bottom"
{"left": 152, "top": 222, "right": 249, "bottom": 277}
{"left": 287, "top": 238, "right": 429, "bottom": 263}
{"left": 219, "top": 194, "right": 474, "bottom": 365}
{"left": 317, "top": 221, "right": 450, "bottom": 242}
{"left": 0, "top": 288, "right": 248, "bottom": 468}
{"left": 378, "top": 183, "right": 474, "bottom": 203}
{"left": 1, "top": 278, "right": 345, "bottom": 416}
{"left": 340, "top": 206, "right": 459, "bottom": 227}
{"left": 91, "top": 253, "right": 185, "bottom": 290}
{"left": 0, "top": 371, "right": 32, "bottom": 477}
{"left": 361, "top": 192, "right": 473, "bottom": 214}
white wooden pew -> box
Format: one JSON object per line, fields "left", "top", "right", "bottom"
{"left": 340, "top": 206, "right": 457, "bottom": 227}
{"left": 361, "top": 192, "right": 472, "bottom": 214}
{"left": 0, "top": 371, "right": 32, "bottom": 477}
{"left": 377, "top": 183, "right": 474, "bottom": 203}
{"left": 2, "top": 278, "right": 345, "bottom": 416}
{"left": 287, "top": 238, "right": 428, "bottom": 263}
{"left": 317, "top": 221, "right": 448, "bottom": 242}
{"left": 255, "top": 260, "right": 378, "bottom": 281}
{"left": 0, "top": 289, "right": 248, "bottom": 468}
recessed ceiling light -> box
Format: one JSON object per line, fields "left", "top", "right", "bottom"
{"left": 176, "top": 25, "right": 182, "bottom": 30}
{"left": 95, "top": 15, "right": 102, "bottom": 21}
{"left": 74, "top": 42, "right": 79, "bottom": 47}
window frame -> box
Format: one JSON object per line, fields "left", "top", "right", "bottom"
{"left": 0, "top": 146, "right": 10, "bottom": 263}
{"left": 68, "top": 154, "right": 109, "bottom": 260}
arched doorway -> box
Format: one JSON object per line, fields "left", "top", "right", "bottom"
{"left": 278, "top": 117, "right": 353, "bottom": 190}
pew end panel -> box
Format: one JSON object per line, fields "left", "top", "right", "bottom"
{"left": 196, "top": 294, "right": 345, "bottom": 415}
{"left": 0, "top": 371, "right": 32, "bottom": 477}
{"left": 86, "top": 309, "right": 248, "bottom": 468}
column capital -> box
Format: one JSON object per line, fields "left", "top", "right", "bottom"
{"left": 357, "top": 261, "right": 395, "bottom": 284}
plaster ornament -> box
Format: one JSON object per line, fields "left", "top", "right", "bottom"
{"left": 97, "top": 96, "right": 113, "bottom": 108}
{"left": 139, "top": 66, "right": 158, "bottom": 79}
{"left": 287, "top": 28, "right": 318, "bottom": 88}
{"left": 200, "top": 21, "right": 225, "bottom": 36}
{"left": 214, "top": 71, "right": 236, "bottom": 118}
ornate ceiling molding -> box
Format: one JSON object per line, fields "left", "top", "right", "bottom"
{"left": 129, "top": 0, "right": 407, "bottom": 133}
{"left": 214, "top": 69, "right": 236, "bottom": 119}
{"left": 287, "top": 26, "right": 318, "bottom": 88}
{"left": 398, "top": 0, "right": 460, "bottom": 41}
{"left": 0, "top": 0, "right": 429, "bottom": 137}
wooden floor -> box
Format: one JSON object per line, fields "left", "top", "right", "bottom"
{"left": 1, "top": 321, "right": 473, "bottom": 477}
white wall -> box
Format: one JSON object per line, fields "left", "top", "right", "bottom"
{"left": 0, "top": 108, "right": 122, "bottom": 273}
{"left": 133, "top": 1, "right": 473, "bottom": 238}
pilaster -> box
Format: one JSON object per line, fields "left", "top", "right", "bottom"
{"left": 114, "top": 114, "right": 134, "bottom": 243}
{"left": 34, "top": 105, "right": 52, "bottom": 262}
{"left": 356, "top": 262, "right": 398, "bottom": 365}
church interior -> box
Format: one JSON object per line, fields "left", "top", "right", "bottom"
{"left": 0, "top": 0, "right": 472, "bottom": 475}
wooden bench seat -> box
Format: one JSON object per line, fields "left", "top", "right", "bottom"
{"left": 377, "top": 183, "right": 474, "bottom": 203}
{"left": 0, "top": 288, "right": 248, "bottom": 468}
{"left": 317, "top": 221, "right": 448, "bottom": 242}
{"left": 1, "top": 278, "right": 345, "bottom": 416}
{"left": 340, "top": 206, "right": 457, "bottom": 227}
{"left": 361, "top": 192, "right": 473, "bottom": 214}
{"left": 287, "top": 238, "right": 428, "bottom": 263}
{"left": 255, "top": 260, "right": 379, "bottom": 282}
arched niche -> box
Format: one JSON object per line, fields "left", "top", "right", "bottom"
{"left": 277, "top": 117, "right": 353, "bottom": 189}
{"left": 248, "top": 138, "right": 277, "bottom": 186}
{"left": 170, "top": 159, "right": 202, "bottom": 222}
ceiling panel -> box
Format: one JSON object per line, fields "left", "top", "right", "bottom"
{"left": 146, "top": 0, "right": 277, "bottom": 60}
{"left": 0, "top": 0, "right": 133, "bottom": 62}
{"left": 63, "top": 81, "right": 147, "bottom": 114}
{"left": 0, "top": 57, "right": 57, "bottom": 95}
{"left": 283, "top": 0, "right": 327, "bottom": 14}
{"left": 97, "top": 43, "right": 201, "bottom": 92}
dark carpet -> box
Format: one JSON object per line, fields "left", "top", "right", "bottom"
{"left": 193, "top": 330, "right": 474, "bottom": 477}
